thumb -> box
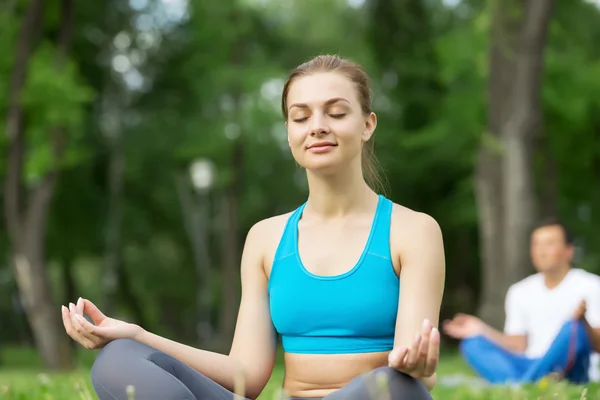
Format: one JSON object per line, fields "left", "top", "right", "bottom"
{"left": 76, "top": 315, "right": 116, "bottom": 340}
{"left": 82, "top": 299, "right": 106, "bottom": 325}
{"left": 388, "top": 347, "right": 407, "bottom": 368}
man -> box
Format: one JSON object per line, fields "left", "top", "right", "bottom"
{"left": 443, "top": 219, "right": 600, "bottom": 384}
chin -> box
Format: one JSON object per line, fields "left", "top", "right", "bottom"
{"left": 534, "top": 265, "right": 553, "bottom": 273}
{"left": 303, "top": 159, "right": 349, "bottom": 175}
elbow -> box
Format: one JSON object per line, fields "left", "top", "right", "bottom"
{"left": 245, "top": 388, "right": 262, "bottom": 400}
{"left": 240, "top": 365, "right": 274, "bottom": 400}
{"left": 236, "top": 375, "right": 267, "bottom": 400}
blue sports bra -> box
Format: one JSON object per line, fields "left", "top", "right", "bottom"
{"left": 268, "top": 195, "right": 400, "bottom": 354}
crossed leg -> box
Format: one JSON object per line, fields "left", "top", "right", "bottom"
{"left": 91, "top": 339, "right": 432, "bottom": 400}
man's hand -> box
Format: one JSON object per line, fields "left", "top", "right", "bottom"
{"left": 573, "top": 299, "right": 587, "bottom": 320}
{"left": 442, "top": 313, "right": 485, "bottom": 339}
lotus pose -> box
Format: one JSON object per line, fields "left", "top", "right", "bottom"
{"left": 444, "top": 220, "right": 600, "bottom": 385}
{"left": 62, "top": 54, "right": 446, "bottom": 400}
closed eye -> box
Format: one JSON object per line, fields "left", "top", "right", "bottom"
{"left": 330, "top": 114, "right": 346, "bottom": 119}
{"left": 292, "top": 117, "right": 308, "bottom": 123}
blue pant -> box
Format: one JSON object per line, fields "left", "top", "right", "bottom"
{"left": 459, "top": 320, "right": 592, "bottom": 385}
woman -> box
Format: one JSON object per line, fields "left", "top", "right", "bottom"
{"left": 62, "top": 55, "right": 446, "bottom": 400}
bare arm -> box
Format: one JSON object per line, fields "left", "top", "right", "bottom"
{"left": 442, "top": 314, "right": 527, "bottom": 354}
{"left": 393, "top": 213, "right": 445, "bottom": 390}
{"left": 581, "top": 318, "right": 600, "bottom": 353}
{"left": 479, "top": 325, "right": 527, "bottom": 354}
{"left": 135, "top": 221, "right": 277, "bottom": 399}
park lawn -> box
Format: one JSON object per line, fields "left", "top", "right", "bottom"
{"left": 0, "top": 347, "right": 598, "bottom": 399}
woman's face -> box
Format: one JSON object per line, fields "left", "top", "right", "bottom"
{"left": 285, "top": 72, "right": 376, "bottom": 174}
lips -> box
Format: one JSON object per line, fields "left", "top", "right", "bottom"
{"left": 307, "top": 142, "right": 337, "bottom": 149}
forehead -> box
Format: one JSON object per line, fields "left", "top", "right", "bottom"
{"left": 532, "top": 225, "right": 566, "bottom": 242}
{"left": 287, "top": 72, "right": 357, "bottom": 107}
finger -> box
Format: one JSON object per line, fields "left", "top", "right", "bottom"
{"left": 441, "top": 320, "right": 456, "bottom": 335}
{"left": 69, "top": 303, "right": 97, "bottom": 349}
{"left": 388, "top": 347, "right": 408, "bottom": 369}
{"left": 408, "top": 321, "right": 432, "bottom": 375}
{"left": 70, "top": 306, "right": 96, "bottom": 339}
{"left": 82, "top": 298, "right": 106, "bottom": 325}
{"left": 64, "top": 305, "right": 91, "bottom": 347}
{"left": 423, "top": 327, "right": 440, "bottom": 377}
{"left": 75, "top": 314, "right": 113, "bottom": 341}
{"left": 417, "top": 320, "right": 432, "bottom": 361}
{"left": 76, "top": 297, "right": 84, "bottom": 315}
{"left": 62, "top": 305, "right": 76, "bottom": 337}
{"left": 402, "top": 333, "right": 422, "bottom": 370}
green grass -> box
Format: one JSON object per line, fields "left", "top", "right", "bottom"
{"left": 0, "top": 346, "right": 598, "bottom": 399}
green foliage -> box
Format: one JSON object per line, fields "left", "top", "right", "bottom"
{"left": 2, "top": 0, "right": 600, "bottom": 365}
{"left": 21, "top": 41, "right": 96, "bottom": 182}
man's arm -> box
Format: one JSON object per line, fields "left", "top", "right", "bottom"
{"left": 444, "top": 284, "right": 528, "bottom": 354}
{"left": 443, "top": 313, "right": 528, "bottom": 354}
{"left": 581, "top": 316, "right": 600, "bottom": 353}
{"left": 479, "top": 324, "right": 528, "bottom": 354}
{"left": 576, "top": 284, "right": 600, "bottom": 354}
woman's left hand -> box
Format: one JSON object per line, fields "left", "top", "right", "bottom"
{"left": 388, "top": 319, "right": 440, "bottom": 378}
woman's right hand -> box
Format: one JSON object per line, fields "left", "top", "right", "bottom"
{"left": 61, "top": 297, "right": 143, "bottom": 350}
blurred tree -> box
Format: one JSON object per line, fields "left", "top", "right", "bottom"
{"left": 475, "top": 0, "right": 555, "bottom": 328}
{"left": 3, "top": 0, "right": 87, "bottom": 369}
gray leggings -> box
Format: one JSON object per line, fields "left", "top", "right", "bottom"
{"left": 90, "top": 339, "right": 433, "bottom": 400}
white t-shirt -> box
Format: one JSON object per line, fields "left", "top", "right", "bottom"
{"left": 504, "top": 268, "right": 600, "bottom": 380}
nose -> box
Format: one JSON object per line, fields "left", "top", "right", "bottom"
{"left": 309, "top": 113, "right": 330, "bottom": 136}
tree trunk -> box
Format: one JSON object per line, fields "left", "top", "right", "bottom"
{"left": 174, "top": 172, "right": 215, "bottom": 347}
{"left": 217, "top": 18, "right": 245, "bottom": 349}
{"left": 535, "top": 130, "right": 559, "bottom": 219}
{"left": 218, "top": 141, "right": 243, "bottom": 349}
{"left": 476, "top": 0, "right": 554, "bottom": 328}
{"left": 4, "top": 0, "right": 77, "bottom": 370}
{"left": 61, "top": 256, "right": 76, "bottom": 305}
{"left": 117, "top": 257, "right": 150, "bottom": 329}
{"left": 102, "top": 103, "right": 125, "bottom": 317}
{"left": 61, "top": 256, "right": 79, "bottom": 350}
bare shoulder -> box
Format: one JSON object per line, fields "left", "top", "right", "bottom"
{"left": 248, "top": 212, "right": 293, "bottom": 245}
{"left": 390, "top": 202, "right": 443, "bottom": 245}
{"left": 389, "top": 202, "right": 444, "bottom": 273}
{"left": 245, "top": 211, "right": 295, "bottom": 277}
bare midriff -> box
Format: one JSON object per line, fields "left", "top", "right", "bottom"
{"left": 282, "top": 351, "right": 390, "bottom": 398}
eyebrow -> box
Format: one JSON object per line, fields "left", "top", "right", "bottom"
{"left": 288, "top": 97, "right": 350, "bottom": 110}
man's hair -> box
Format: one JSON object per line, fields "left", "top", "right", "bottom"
{"left": 531, "top": 217, "right": 574, "bottom": 245}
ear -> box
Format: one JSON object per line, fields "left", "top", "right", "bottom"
{"left": 362, "top": 112, "right": 377, "bottom": 142}
{"left": 566, "top": 244, "right": 576, "bottom": 262}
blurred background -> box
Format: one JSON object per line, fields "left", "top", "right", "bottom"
{"left": 0, "top": 0, "right": 599, "bottom": 374}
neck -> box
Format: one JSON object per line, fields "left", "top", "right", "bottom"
{"left": 304, "top": 161, "right": 377, "bottom": 218}
{"left": 543, "top": 265, "right": 571, "bottom": 289}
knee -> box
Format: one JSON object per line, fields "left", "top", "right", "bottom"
{"left": 147, "top": 352, "right": 177, "bottom": 375}
{"left": 91, "top": 339, "right": 146, "bottom": 384}
{"left": 459, "top": 335, "right": 487, "bottom": 356}
{"left": 553, "top": 320, "right": 591, "bottom": 353}
{"left": 557, "top": 320, "right": 587, "bottom": 342}
{"left": 559, "top": 319, "right": 578, "bottom": 332}
{"left": 93, "top": 339, "right": 138, "bottom": 367}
